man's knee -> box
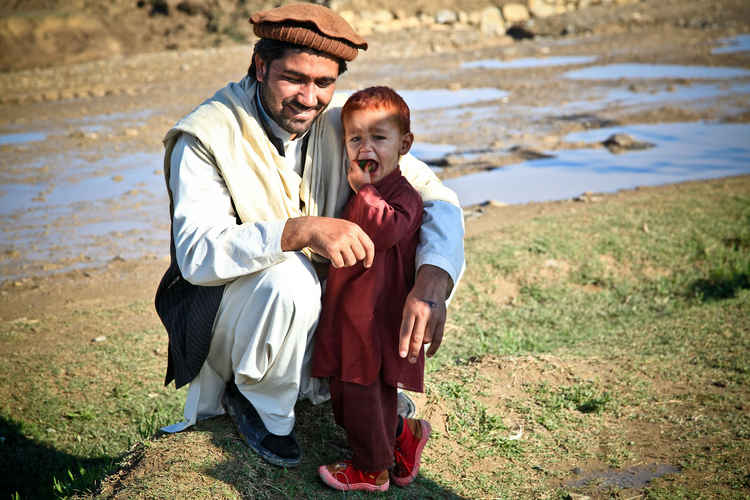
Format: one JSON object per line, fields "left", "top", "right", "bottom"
{"left": 257, "top": 253, "right": 321, "bottom": 320}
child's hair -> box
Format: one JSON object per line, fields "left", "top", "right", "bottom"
{"left": 341, "top": 86, "right": 411, "bottom": 135}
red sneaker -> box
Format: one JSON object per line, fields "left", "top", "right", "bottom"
{"left": 392, "top": 418, "right": 431, "bottom": 487}
{"left": 319, "top": 460, "right": 389, "bottom": 492}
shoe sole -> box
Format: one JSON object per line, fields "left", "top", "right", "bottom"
{"left": 319, "top": 466, "right": 390, "bottom": 492}
{"left": 222, "top": 393, "right": 302, "bottom": 468}
{"left": 391, "top": 419, "right": 431, "bottom": 487}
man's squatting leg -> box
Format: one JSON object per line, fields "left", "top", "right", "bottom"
{"left": 181, "top": 252, "right": 325, "bottom": 435}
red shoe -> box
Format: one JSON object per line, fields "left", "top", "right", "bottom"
{"left": 392, "top": 418, "right": 431, "bottom": 487}
{"left": 319, "top": 460, "right": 389, "bottom": 492}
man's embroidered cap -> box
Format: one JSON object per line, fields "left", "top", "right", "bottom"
{"left": 249, "top": 3, "right": 368, "bottom": 62}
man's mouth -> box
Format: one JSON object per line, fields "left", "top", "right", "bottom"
{"left": 359, "top": 159, "right": 379, "bottom": 173}
{"left": 285, "top": 100, "right": 322, "bottom": 120}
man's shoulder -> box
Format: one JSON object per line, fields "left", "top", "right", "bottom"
{"left": 394, "top": 172, "right": 423, "bottom": 203}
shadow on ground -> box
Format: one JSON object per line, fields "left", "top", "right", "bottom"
{"left": 0, "top": 414, "right": 114, "bottom": 500}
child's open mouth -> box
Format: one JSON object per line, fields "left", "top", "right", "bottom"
{"left": 358, "top": 159, "right": 379, "bottom": 173}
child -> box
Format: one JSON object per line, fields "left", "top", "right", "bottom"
{"left": 311, "top": 86, "right": 431, "bottom": 492}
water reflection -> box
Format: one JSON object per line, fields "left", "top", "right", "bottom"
{"left": 0, "top": 132, "right": 47, "bottom": 145}
{"left": 565, "top": 64, "right": 750, "bottom": 80}
{"left": 713, "top": 34, "right": 750, "bottom": 54}
{"left": 397, "top": 88, "right": 509, "bottom": 110}
{"left": 533, "top": 83, "right": 750, "bottom": 115}
{"left": 463, "top": 56, "right": 597, "bottom": 70}
{"left": 444, "top": 122, "right": 750, "bottom": 207}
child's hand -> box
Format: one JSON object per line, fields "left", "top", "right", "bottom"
{"left": 347, "top": 159, "right": 371, "bottom": 193}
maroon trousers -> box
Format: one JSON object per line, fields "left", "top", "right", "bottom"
{"left": 329, "top": 374, "right": 399, "bottom": 472}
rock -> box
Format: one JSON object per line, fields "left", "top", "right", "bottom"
{"left": 463, "top": 207, "right": 486, "bottom": 221}
{"left": 480, "top": 6, "right": 506, "bottom": 37}
{"left": 435, "top": 9, "right": 458, "bottom": 24}
{"left": 176, "top": 1, "right": 204, "bottom": 16}
{"left": 528, "top": 0, "right": 557, "bottom": 18}
{"left": 371, "top": 9, "right": 394, "bottom": 23}
{"left": 563, "top": 493, "right": 592, "bottom": 500}
{"left": 508, "top": 146, "right": 554, "bottom": 160}
{"left": 602, "top": 133, "right": 655, "bottom": 153}
{"left": 70, "top": 131, "right": 99, "bottom": 140}
{"left": 468, "top": 10, "right": 483, "bottom": 25}
{"left": 507, "top": 24, "right": 536, "bottom": 39}
{"left": 483, "top": 200, "right": 509, "bottom": 208}
{"left": 502, "top": 3, "right": 531, "bottom": 23}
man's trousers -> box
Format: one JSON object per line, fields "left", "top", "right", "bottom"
{"left": 179, "top": 252, "right": 327, "bottom": 436}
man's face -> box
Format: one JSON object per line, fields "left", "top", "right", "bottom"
{"left": 256, "top": 48, "right": 339, "bottom": 138}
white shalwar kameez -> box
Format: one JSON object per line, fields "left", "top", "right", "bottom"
{"left": 161, "top": 100, "right": 465, "bottom": 436}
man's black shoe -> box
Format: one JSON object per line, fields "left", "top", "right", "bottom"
{"left": 222, "top": 379, "right": 302, "bottom": 467}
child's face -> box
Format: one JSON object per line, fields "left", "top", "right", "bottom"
{"left": 342, "top": 107, "right": 413, "bottom": 185}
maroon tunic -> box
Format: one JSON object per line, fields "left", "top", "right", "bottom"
{"left": 311, "top": 167, "right": 424, "bottom": 392}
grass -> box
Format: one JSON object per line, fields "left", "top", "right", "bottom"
{"left": 1, "top": 177, "right": 749, "bottom": 499}
{"left": 0, "top": 303, "right": 184, "bottom": 499}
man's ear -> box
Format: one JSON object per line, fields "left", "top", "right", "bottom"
{"left": 254, "top": 54, "right": 266, "bottom": 82}
{"left": 399, "top": 132, "right": 414, "bottom": 155}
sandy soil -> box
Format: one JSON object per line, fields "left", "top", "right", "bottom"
{"left": 1, "top": 0, "right": 749, "bottom": 318}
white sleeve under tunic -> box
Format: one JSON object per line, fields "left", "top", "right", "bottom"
{"left": 169, "top": 133, "right": 465, "bottom": 292}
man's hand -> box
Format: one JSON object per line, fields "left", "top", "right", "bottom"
{"left": 399, "top": 264, "right": 450, "bottom": 363}
{"left": 282, "top": 216, "right": 375, "bottom": 269}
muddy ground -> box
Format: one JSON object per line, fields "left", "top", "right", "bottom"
{"left": 1, "top": 0, "right": 749, "bottom": 320}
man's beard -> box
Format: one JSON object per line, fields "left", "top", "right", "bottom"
{"left": 259, "top": 80, "right": 325, "bottom": 136}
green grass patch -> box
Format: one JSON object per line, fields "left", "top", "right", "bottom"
{"left": 3, "top": 177, "right": 749, "bottom": 499}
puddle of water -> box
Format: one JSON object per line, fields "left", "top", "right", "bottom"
{"left": 463, "top": 56, "right": 597, "bottom": 70}
{"left": 410, "top": 142, "right": 457, "bottom": 164}
{"left": 532, "top": 82, "right": 750, "bottom": 115}
{"left": 568, "top": 463, "right": 682, "bottom": 490}
{"left": 397, "top": 88, "right": 509, "bottom": 111}
{"left": 0, "top": 132, "right": 47, "bottom": 145}
{"left": 713, "top": 34, "right": 750, "bottom": 54}
{"left": 444, "top": 122, "right": 750, "bottom": 207}
{"left": 335, "top": 88, "right": 508, "bottom": 112}
{"left": 565, "top": 64, "right": 750, "bottom": 80}
{"left": 0, "top": 151, "right": 164, "bottom": 216}
{"left": 0, "top": 148, "right": 169, "bottom": 281}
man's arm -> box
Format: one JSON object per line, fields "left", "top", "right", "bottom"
{"left": 399, "top": 154, "right": 467, "bottom": 363}
{"left": 170, "top": 134, "right": 291, "bottom": 285}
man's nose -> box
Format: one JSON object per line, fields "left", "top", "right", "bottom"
{"left": 297, "top": 82, "right": 317, "bottom": 108}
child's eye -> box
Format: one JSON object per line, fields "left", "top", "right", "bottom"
{"left": 374, "top": 136, "right": 385, "bottom": 140}
{"left": 349, "top": 136, "right": 361, "bottom": 142}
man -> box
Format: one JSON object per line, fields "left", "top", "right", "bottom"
{"left": 155, "top": 3, "right": 464, "bottom": 468}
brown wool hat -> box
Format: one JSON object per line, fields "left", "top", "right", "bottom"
{"left": 249, "top": 3, "right": 368, "bottom": 62}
